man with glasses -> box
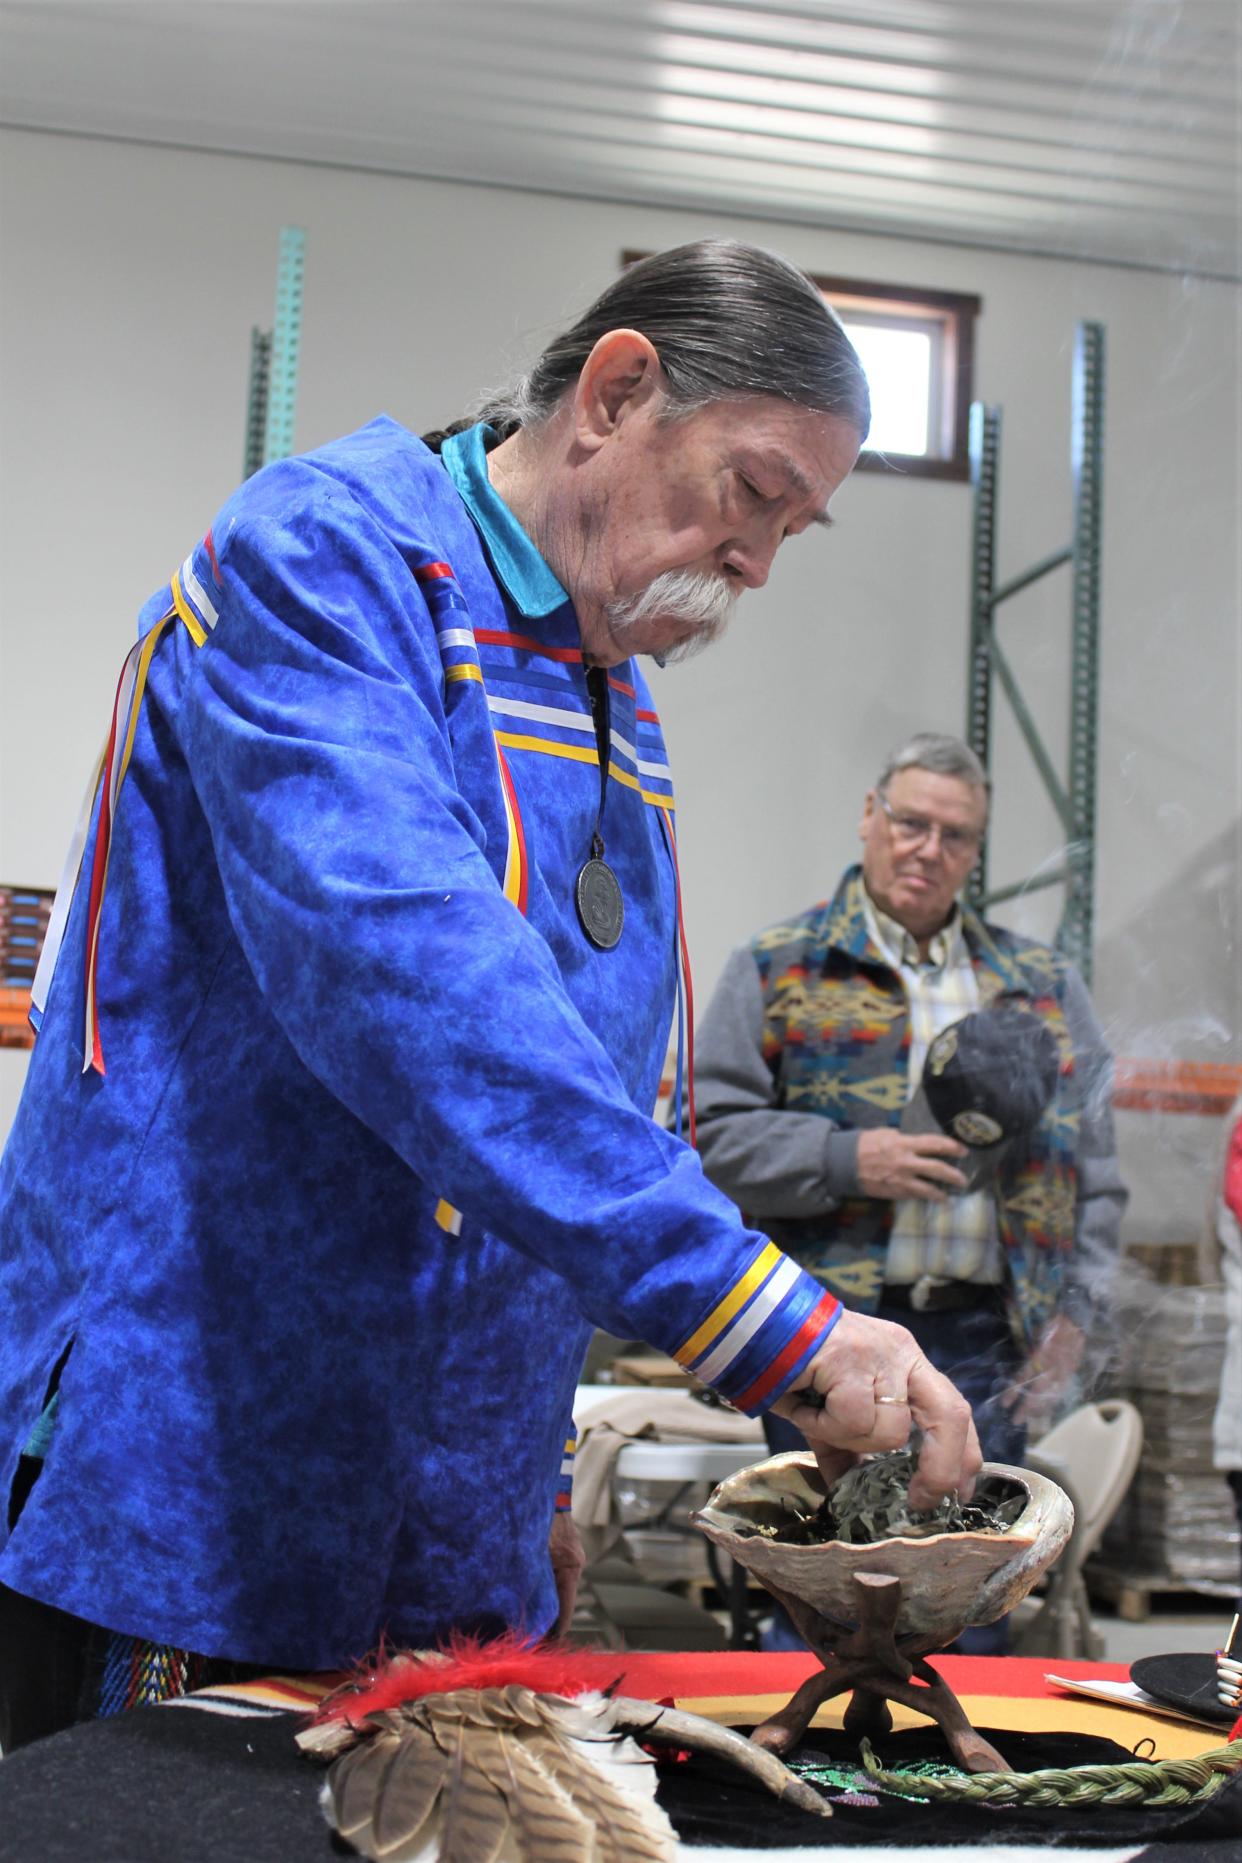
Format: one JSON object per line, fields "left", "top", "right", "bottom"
{"left": 692, "top": 733, "right": 1125, "bottom": 1647}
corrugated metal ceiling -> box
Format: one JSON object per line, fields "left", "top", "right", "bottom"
{"left": 2, "top": 0, "right": 1239, "bottom": 279}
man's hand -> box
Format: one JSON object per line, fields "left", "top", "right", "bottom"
{"left": 769, "top": 1308, "right": 981, "bottom": 1511}
{"left": 1000, "top": 1314, "right": 1085, "bottom": 1434}
{"left": 856, "top": 1129, "right": 969, "bottom": 1200}
{"left": 548, "top": 1511, "right": 586, "bottom": 1636}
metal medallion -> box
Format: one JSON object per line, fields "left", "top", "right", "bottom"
{"left": 575, "top": 857, "right": 624, "bottom": 950}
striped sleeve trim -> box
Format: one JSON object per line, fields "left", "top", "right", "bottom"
{"left": 555, "top": 1435, "right": 576, "bottom": 1511}
{"left": 731, "top": 1289, "right": 841, "bottom": 1414}
{"left": 435, "top": 616, "right": 484, "bottom": 693}
{"left": 673, "top": 1245, "right": 841, "bottom": 1416}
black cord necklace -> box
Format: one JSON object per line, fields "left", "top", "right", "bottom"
{"left": 576, "top": 665, "right": 625, "bottom": 949}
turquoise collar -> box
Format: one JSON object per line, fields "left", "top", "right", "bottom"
{"left": 440, "top": 424, "right": 568, "bottom": 620}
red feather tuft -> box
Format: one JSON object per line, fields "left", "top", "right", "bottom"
{"left": 313, "top": 1632, "right": 623, "bottom": 1727}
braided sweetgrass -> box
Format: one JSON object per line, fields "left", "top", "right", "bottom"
{"left": 856, "top": 1737, "right": 1242, "bottom": 1810}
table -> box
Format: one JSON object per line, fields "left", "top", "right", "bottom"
{"left": 1, "top": 1654, "right": 1236, "bottom": 1858}
{"left": 574, "top": 1382, "right": 764, "bottom": 1486}
{"left": 573, "top": 1384, "right": 766, "bottom": 1641}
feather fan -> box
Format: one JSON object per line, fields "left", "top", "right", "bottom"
{"left": 296, "top": 1634, "right": 830, "bottom": 1861}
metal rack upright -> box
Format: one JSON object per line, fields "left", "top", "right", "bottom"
{"left": 965, "top": 322, "right": 1105, "bottom": 985}
{"left": 243, "top": 225, "right": 306, "bottom": 479}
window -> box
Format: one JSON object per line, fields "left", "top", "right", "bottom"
{"left": 620, "top": 253, "right": 980, "bottom": 483}
{"left": 810, "top": 275, "right": 981, "bottom": 481}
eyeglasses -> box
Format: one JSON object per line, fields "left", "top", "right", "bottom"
{"left": 875, "top": 792, "right": 983, "bottom": 857}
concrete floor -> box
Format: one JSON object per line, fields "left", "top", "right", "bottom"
{"left": 1093, "top": 1604, "right": 1236, "bottom": 1665}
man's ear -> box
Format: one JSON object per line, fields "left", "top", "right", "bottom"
{"left": 859, "top": 789, "right": 877, "bottom": 843}
{"left": 572, "top": 329, "right": 662, "bottom": 451}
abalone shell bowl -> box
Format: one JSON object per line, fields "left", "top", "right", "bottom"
{"left": 693, "top": 1451, "right": 1073, "bottom": 1646}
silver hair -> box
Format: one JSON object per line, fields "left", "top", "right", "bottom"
{"left": 472, "top": 240, "right": 871, "bottom": 439}
{"left": 875, "top": 733, "right": 991, "bottom": 802}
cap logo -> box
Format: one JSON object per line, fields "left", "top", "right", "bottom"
{"left": 928, "top": 1027, "right": 958, "bottom": 1075}
{"left": 951, "top": 1109, "right": 1004, "bottom": 1147}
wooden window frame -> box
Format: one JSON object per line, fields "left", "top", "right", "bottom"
{"left": 809, "top": 274, "right": 981, "bottom": 482}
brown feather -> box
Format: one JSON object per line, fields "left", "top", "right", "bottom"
{"left": 520, "top": 1724, "right": 675, "bottom": 1863}
{"left": 330, "top": 1728, "right": 404, "bottom": 1843}
{"left": 435, "top": 1718, "right": 510, "bottom": 1863}
{"left": 369, "top": 1726, "right": 453, "bottom": 1859}
{"left": 499, "top": 1685, "right": 545, "bottom": 1728}
{"left": 475, "top": 1725, "right": 594, "bottom": 1863}
{"left": 417, "top": 1700, "right": 468, "bottom": 1759}
{"left": 456, "top": 1694, "right": 512, "bottom": 1729}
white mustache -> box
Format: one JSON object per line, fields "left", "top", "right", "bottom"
{"left": 604, "top": 570, "right": 738, "bottom": 663}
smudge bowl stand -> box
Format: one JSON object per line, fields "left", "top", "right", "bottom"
{"left": 693, "top": 1453, "right": 1073, "bottom": 1771}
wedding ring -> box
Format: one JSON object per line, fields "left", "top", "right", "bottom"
{"left": 874, "top": 1393, "right": 907, "bottom": 1406}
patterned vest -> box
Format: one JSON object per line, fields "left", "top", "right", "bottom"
{"left": 750, "top": 866, "right": 1080, "bottom": 1348}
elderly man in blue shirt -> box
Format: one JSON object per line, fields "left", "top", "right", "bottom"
{"left": 0, "top": 243, "right": 980, "bottom": 1748}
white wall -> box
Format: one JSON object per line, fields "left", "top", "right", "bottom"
{"left": 2, "top": 128, "right": 1239, "bottom": 1234}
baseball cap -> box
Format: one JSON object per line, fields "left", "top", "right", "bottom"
{"left": 900, "top": 1004, "right": 1061, "bottom": 1191}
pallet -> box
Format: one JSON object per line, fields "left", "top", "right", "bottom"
{"left": 1112, "top": 1057, "right": 1242, "bottom": 1116}
{"left": 1086, "top": 1562, "right": 1238, "bottom": 1622}
{"left": 0, "top": 984, "right": 35, "bottom": 1050}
